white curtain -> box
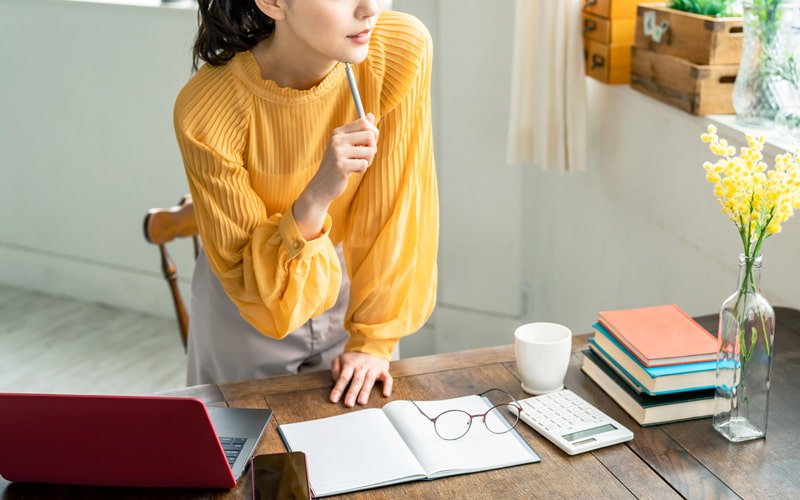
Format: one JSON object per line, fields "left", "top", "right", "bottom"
{"left": 506, "top": 0, "right": 587, "bottom": 173}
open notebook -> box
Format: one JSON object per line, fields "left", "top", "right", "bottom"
{"left": 278, "top": 394, "right": 540, "bottom": 497}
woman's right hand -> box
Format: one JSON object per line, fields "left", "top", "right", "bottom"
{"left": 293, "top": 114, "right": 379, "bottom": 240}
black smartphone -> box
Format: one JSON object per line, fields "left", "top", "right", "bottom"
{"left": 251, "top": 451, "right": 311, "bottom": 500}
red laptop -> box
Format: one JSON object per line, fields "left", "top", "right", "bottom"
{"left": 0, "top": 393, "right": 271, "bottom": 488}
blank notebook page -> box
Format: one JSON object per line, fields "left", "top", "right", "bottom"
{"left": 279, "top": 409, "right": 424, "bottom": 494}
{"left": 383, "top": 396, "right": 536, "bottom": 475}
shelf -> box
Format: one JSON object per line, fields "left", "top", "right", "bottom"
{"left": 707, "top": 114, "right": 798, "bottom": 157}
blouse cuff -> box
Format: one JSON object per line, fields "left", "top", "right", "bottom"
{"left": 345, "top": 333, "right": 399, "bottom": 361}
{"left": 279, "top": 209, "right": 333, "bottom": 260}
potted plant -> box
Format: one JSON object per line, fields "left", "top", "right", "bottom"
{"left": 669, "top": 0, "right": 739, "bottom": 17}
{"left": 700, "top": 124, "right": 800, "bottom": 441}
{"left": 631, "top": 1, "right": 745, "bottom": 115}
{"left": 634, "top": 2, "right": 744, "bottom": 65}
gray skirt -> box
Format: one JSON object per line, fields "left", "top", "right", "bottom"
{"left": 186, "top": 247, "right": 350, "bottom": 386}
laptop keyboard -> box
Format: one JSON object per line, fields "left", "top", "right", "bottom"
{"left": 219, "top": 437, "right": 247, "bottom": 468}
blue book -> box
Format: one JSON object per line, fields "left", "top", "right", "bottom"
{"left": 591, "top": 323, "right": 716, "bottom": 395}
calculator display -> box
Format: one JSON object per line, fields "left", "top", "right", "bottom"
{"left": 562, "top": 423, "right": 617, "bottom": 442}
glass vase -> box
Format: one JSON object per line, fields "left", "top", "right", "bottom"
{"left": 776, "top": 9, "right": 800, "bottom": 138}
{"left": 713, "top": 254, "right": 775, "bottom": 442}
{"left": 732, "top": 1, "right": 800, "bottom": 127}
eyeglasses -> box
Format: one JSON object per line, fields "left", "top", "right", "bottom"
{"left": 410, "top": 388, "right": 522, "bottom": 441}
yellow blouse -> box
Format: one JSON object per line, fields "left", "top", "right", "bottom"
{"left": 173, "top": 11, "right": 437, "bottom": 360}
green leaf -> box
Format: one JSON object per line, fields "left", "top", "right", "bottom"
{"left": 668, "top": 0, "right": 735, "bottom": 17}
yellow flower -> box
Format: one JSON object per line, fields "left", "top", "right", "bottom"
{"left": 710, "top": 143, "right": 726, "bottom": 156}
{"left": 767, "top": 222, "right": 782, "bottom": 234}
{"left": 701, "top": 127, "right": 800, "bottom": 256}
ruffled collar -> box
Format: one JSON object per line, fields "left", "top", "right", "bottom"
{"left": 230, "top": 51, "right": 346, "bottom": 104}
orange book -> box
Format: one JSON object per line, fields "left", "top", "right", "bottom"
{"left": 597, "top": 305, "right": 717, "bottom": 367}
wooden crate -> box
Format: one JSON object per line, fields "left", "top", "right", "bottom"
{"left": 630, "top": 46, "right": 739, "bottom": 115}
{"left": 634, "top": 3, "right": 743, "bottom": 65}
{"left": 585, "top": 38, "right": 632, "bottom": 84}
{"left": 583, "top": 0, "right": 642, "bottom": 19}
{"left": 584, "top": 12, "right": 636, "bottom": 45}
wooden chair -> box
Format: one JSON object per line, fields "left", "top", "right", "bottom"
{"left": 143, "top": 195, "right": 198, "bottom": 351}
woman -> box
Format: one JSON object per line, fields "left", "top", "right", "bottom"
{"left": 173, "top": 0, "right": 438, "bottom": 407}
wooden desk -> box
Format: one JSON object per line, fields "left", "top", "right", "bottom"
{"left": 2, "top": 308, "right": 799, "bottom": 499}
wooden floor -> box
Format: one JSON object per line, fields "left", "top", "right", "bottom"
{"left": 0, "top": 284, "right": 186, "bottom": 395}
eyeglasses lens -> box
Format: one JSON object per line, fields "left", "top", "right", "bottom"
{"left": 485, "top": 404, "right": 520, "bottom": 434}
{"left": 435, "top": 410, "right": 472, "bottom": 440}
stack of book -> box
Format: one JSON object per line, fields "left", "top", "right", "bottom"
{"left": 581, "top": 304, "right": 718, "bottom": 426}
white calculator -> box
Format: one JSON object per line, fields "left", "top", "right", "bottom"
{"left": 513, "top": 389, "right": 633, "bottom": 455}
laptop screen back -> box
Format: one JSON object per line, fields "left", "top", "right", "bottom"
{"left": 0, "top": 393, "right": 236, "bottom": 488}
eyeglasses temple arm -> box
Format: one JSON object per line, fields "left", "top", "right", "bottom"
{"left": 410, "top": 400, "right": 435, "bottom": 421}
{"left": 478, "top": 388, "right": 522, "bottom": 412}
{"left": 479, "top": 388, "right": 519, "bottom": 402}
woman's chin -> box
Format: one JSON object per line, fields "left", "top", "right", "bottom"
{"left": 338, "top": 46, "right": 370, "bottom": 65}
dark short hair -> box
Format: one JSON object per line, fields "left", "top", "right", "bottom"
{"left": 192, "top": 0, "right": 276, "bottom": 71}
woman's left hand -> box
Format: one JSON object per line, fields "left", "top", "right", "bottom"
{"left": 330, "top": 352, "right": 393, "bottom": 407}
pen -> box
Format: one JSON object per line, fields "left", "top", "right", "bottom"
{"left": 344, "top": 62, "right": 366, "bottom": 119}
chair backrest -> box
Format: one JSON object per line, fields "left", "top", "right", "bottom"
{"left": 143, "top": 195, "right": 198, "bottom": 351}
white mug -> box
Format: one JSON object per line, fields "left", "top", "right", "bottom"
{"left": 514, "top": 322, "right": 573, "bottom": 395}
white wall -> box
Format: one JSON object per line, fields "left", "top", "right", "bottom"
{"left": 412, "top": 0, "right": 799, "bottom": 346}
{"left": 0, "top": 0, "right": 198, "bottom": 319}
{"left": 523, "top": 81, "right": 799, "bottom": 335}
{"left": 416, "top": 0, "right": 524, "bottom": 353}
{"left": 2, "top": 0, "right": 797, "bottom": 357}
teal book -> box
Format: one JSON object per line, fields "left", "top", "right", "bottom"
{"left": 591, "top": 323, "right": 716, "bottom": 395}
{"left": 580, "top": 349, "right": 715, "bottom": 426}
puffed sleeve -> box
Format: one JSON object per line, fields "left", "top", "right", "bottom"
{"left": 173, "top": 71, "right": 341, "bottom": 338}
{"left": 343, "top": 15, "right": 439, "bottom": 359}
